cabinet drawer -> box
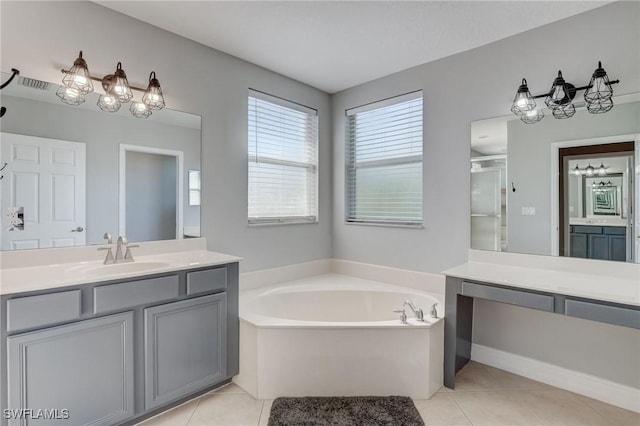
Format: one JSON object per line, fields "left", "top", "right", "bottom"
{"left": 604, "top": 226, "right": 626, "bottom": 235}
{"left": 7, "top": 290, "right": 81, "bottom": 332}
{"left": 565, "top": 299, "right": 640, "bottom": 329}
{"left": 462, "top": 282, "right": 554, "bottom": 312}
{"left": 187, "top": 267, "right": 227, "bottom": 295}
{"left": 572, "top": 225, "right": 602, "bottom": 234}
{"left": 94, "top": 275, "right": 179, "bottom": 314}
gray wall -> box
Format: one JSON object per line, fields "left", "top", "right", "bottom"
{"left": 331, "top": 2, "right": 640, "bottom": 388}
{"left": 0, "top": 1, "right": 333, "bottom": 271}
{"left": 1, "top": 94, "right": 200, "bottom": 245}
{"left": 126, "top": 151, "right": 176, "bottom": 242}
{"left": 507, "top": 101, "right": 640, "bottom": 255}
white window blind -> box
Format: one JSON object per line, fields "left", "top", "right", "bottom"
{"left": 345, "top": 92, "right": 423, "bottom": 225}
{"left": 248, "top": 90, "right": 318, "bottom": 224}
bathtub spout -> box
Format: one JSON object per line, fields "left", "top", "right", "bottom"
{"left": 403, "top": 301, "right": 425, "bottom": 322}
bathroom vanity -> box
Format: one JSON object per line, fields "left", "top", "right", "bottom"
{"left": 443, "top": 250, "right": 640, "bottom": 394}
{"left": 0, "top": 240, "right": 240, "bottom": 426}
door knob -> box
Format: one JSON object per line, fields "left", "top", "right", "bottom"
{"left": 71, "top": 226, "right": 84, "bottom": 232}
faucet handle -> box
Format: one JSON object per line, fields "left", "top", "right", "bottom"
{"left": 98, "top": 246, "right": 115, "bottom": 264}
{"left": 103, "top": 232, "right": 112, "bottom": 244}
{"left": 393, "top": 309, "right": 408, "bottom": 324}
{"left": 430, "top": 303, "right": 439, "bottom": 319}
{"left": 124, "top": 244, "right": 140, "bottom": 261}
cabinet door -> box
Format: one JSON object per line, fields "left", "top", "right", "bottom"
{"left": 7, "top": 312, "right": 134, "bottom": 426}
{"left": 608, "top": 235, "right": 626, "bottom": 261}
{"left": 569, "top": 233, "right": 588, "bottom": 258}
{"left": 588, "top": 234, "right": 609, "bottom": 260}
{"left": 144, "top": 293, "right": 227, "bottom": 410}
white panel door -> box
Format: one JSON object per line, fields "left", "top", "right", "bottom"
{"left": 0, "top": 133, "right": 86, "bottom": 250}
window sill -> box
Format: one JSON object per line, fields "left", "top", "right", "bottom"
{"left": 344, "top": 221, "right": 423, "bottom": 229}
{"left": 248, "top": 219, "right": 319, "bottom": 227}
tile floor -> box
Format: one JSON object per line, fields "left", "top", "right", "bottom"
{"left": 139, "top": 361, "right": 639, "bottom": 426}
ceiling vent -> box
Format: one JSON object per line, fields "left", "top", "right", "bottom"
{"left": 18, "top": 76, "right": 50, "bottom": 91}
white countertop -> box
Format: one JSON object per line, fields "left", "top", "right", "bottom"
{"left": 0, "top": 240, "right": 242, "bottom": 295}
{"left": 444, "top": 261, "right": 640, "bottom": 307}
{"left": 569, "top": 218, "right": 628, "bottom": 227}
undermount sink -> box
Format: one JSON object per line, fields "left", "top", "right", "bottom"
{"left": 84, "top": 262, "right": 170, "bottom": 277}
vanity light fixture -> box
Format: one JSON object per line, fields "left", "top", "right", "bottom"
{"left": 58, "top": 51, "right": 165, "bottom": 119}
{"left": 592, "top": 180, "right": 613, "bottom": 188}
{"left": 510, "top": 61, "right": 619, "bottom": 124}
{"left": 571, "top": 163, "right": 607, "bottom": 176}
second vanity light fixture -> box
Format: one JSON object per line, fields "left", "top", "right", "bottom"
{"left": 571, "top": 163, "right": 608, "bottom": 176}
{"left": 56, "top": 51, "right": 165, "bottom": 119}
{"left": 511, "top": 61, "right": 619, "bottom": 124}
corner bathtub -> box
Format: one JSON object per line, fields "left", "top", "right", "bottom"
{"left": 234, "top": 274, "right": 444, "bottom": 399}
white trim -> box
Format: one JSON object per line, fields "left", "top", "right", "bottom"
{"left": 119, "top": 144, "right": 184, "bottom": 240}
{"left": 471, "top": 343, "right": 640, "bottom": 413}
{"left": 549, "top": 133, "right": 639, "bottom": 257}
{"left": 345, "top": 90, "right": 422, "bottom": 116}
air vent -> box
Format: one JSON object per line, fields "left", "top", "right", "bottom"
{"left": 18, "top": 76, "right": 50, "bottom": 91}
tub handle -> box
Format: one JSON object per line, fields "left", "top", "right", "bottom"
{"left": 393, "top": 309, "right": 408, "bottom": 324}
{"left": 430, "top": 303, "right": 439, "bottom": 319}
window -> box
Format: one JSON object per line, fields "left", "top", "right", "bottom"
{"left": 188, "top": 170, "right": 201, "bottom": 206}
{"left": 248, "top": 90, "right": 318, "bottom": 224}
{"left": 345, "top": 92, "right": 423, "bottom": 225}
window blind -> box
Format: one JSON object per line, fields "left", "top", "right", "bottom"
{"left": 345, "top": 92, "right": 423, "bottom": 225}
{"left": 248, "top": 90, "right": 318, "bottom": 224}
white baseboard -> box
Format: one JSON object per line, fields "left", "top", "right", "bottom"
{"left": 471, "top": 343, "right": 640, "bottom": 413}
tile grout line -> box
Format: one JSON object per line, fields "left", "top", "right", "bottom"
{"left": 184, "top": 396, "right": 202, "bottom": 426}
{"left": 448, "top": 392, "right": 475, "bottom": 426}
{"left": 257, "top": 400, "right": 266, "bottom": 426}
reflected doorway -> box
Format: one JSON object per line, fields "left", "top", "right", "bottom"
{"left": 119, "top": 144, "right": 184, "bottom": 242}
{"left": 559, "top": 141, "right": 634, "bottom": 262}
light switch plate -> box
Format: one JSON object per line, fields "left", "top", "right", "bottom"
{"left": 522, "top": 207, "right": 536, "bottom": 216}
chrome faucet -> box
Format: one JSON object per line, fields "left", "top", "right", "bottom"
{"left": 403, "top": 301, "right": 425, "bottom": 322}
{"left": 393, "top": 309, "right": 408, "bottom": 324}
{"left": 98, "top": 233, "right": 115, "bottom": 264}
{"left": 115, "top": 235, "right": 139, "bottom": 263}
{"left": 430, "top": 303, "right": 439, "bottom": 319}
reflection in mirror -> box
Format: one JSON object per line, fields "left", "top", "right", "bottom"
{"left": 471, "top": 94, "right": 640, "bottom": 263}
{"left": 0, "top": 72, "right": 201, "bottom": 250}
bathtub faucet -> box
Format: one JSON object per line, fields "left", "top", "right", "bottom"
{"left": 403, "top": 301, "right": 425, "bottom": 322}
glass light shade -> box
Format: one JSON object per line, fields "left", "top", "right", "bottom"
{"left": 587, "top": 98, "right": 614, "bottom": 114}
{"left": 598, "top": 163, "right": 607, "bottom": 176}
{"left": 109, "top": 62, "right": 133, "bottom": 103}
{"left": 585, "top": 164, "right": 595, "bottom": 176}
{"left": 130, "top": 101, "right": 152, "bottom": 119}
{"left": 511, "top": 79, "right": 536, "bottom": 116}
{"left": 584, "top": 61, "right": 613, "bottom": 104}
{"left": 551, "top": 103, "right": 575, "bottom": 119}
{"left": 97, "top": 94, "right": 121, "bottom": 113}
{"left": 142, "top": 71, "right": 165, "bottom": 110}
{"left": 572, "top": 165, "right": 581, "bottom": 176}
{"left": 545, "top": 71, "right": 573, "bottom": 108}
{"left": 62, "top": 51, "right": 94, "bottom": 95}
{"left": 56, "top": 85, "right": 85, "bottom": 106}
{"left": 519, "top": 108, "right": 544, "bottom": 124}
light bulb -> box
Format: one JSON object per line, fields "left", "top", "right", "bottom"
{"left": 517, "top": 98, "right": 528, "bottom": 108}
{"left": 74, "top": 75, "right": 87, "bottom": 86}
{"left": 585, "top": 164, "right": 594, "bottom": 176}
{"left": 66, "top": 88, "right": 79, "bottom": 99}
{"left": 552, "top": 86, "right": 565, "bottom": 101}
{"left": 598, "top": 163, "right": 606, "bottom": 176}
{"left": 136, "top": 103, "right": 147, "bottom": 111}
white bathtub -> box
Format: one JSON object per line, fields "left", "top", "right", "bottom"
{"left": 234, "top": 274, "right": 444, "bottom": 399}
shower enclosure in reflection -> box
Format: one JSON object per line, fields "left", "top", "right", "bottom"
{"left": 470, "top": 156, "right": 507, "bottom": 251}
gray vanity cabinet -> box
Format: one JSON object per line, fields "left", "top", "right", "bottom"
{"left": 144, "top": 293, "right": 227, "bottom": 410}
{"left": 569, "top": 225, "right": 626, "bottom": 261}
{"left": 6, "top": 312, "right": 134, "bottom": 426}
{"left": 1, "top": 261, "right": 239, "bottom": 426}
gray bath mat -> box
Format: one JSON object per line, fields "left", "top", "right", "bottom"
{"left": 267, "top": 396, "right": 425, "bottom": 426}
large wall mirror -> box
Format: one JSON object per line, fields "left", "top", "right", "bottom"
{"left": 0, "top": 72, "right": 201, "bottom": 250}
{"left": 471, "top": 94, "right": 639, "bottom": 263}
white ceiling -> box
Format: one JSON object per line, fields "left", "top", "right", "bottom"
{"left": 95, "top": 1, "right": 610, "bottom": 94}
